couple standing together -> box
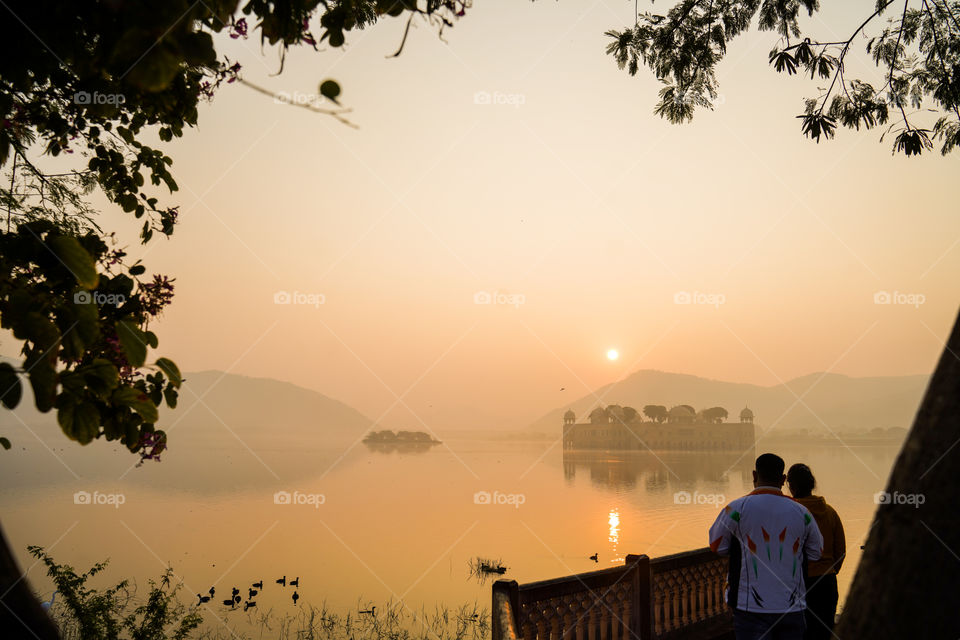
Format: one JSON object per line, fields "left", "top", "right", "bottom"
{"left": 709, "top": 453, "right": 846, "bottom": 640}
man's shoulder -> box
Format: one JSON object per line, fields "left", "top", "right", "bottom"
{"left": 735, "top": 492, "right": 815, "bottom": 520}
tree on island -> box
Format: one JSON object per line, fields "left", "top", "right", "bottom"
{"left": 622, "top": 406, "right": 640, "bottom": 423}
{"left": 1, "top": 1, "right": 958, "bottom": 638}
{"left": 701, "top": 406, "right": 729, "bottom": 424}
{"left": 643, "top": 405, "right": 668, "bottom": 423}
{"left": 589, "top": 407, "right": 609, "bottom": 424}
{"left": 606, "top": 404, "right": 626, "bottom": 423}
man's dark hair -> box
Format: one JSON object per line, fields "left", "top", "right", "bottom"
{"left": 755, "top": 453, "right": 785, "bottom": 484}
{"left": 787, "top": 463, "right": 816, "bottom": 498}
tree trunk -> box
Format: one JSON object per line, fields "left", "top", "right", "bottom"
{"left": 0, "top": 522, "right": 60, "bottom": 639}
{"left": 836, "top": 308, "right": 960, "bottom": 638}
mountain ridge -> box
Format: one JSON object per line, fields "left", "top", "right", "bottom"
{"left": 527, "top": 368, "right": 929, "bottom": 435}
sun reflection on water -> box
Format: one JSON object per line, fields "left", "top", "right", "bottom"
{"left": 608, "top": 508, "right": 622, "bottom": 563}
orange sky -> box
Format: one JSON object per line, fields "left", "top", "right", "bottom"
{"left": 4, "top": 1, "right": 959, "bottom": 430}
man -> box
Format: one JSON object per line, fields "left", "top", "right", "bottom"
{"left": 709, "top": 453, "right": 824, "bottom": 640}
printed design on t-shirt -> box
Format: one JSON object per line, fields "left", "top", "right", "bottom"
{"left": 778, "top": 527, "right": 787, "bottom": 561}
{"left": 788, "top": 583, "right": 803, "bottom": 607}
{"left": 791, "top": 536, "right": 801, "bottom": 577}
{"left": 710, "top": 506, "right": 741, "bottom": 553}
{"left": 745, "top": 534, "right": 759, "bottom": 578}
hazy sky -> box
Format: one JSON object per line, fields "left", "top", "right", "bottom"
{"left": 6, "top": 1, "right": 959, "bottom": 430}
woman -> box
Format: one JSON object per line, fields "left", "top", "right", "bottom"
{"left": 787, "top": 463, "right": 845, "bottom": 640}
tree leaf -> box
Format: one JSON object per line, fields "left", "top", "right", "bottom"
{"left": 116, "top": 320, "right": 148, "bottom": 367}
{"left": 0, "top": 362, "right": 22, "bottom": 410}
{"left": 163, "top": 385, "right": 178, "bottom": 409}
{"left": 112, "top": 386, "right": 159, "bottom": 423}
{"left": 50, "top": 235, "right": 99, "bottom": 289}
{"left": 319, "top": 79, "right": 341, "bottom": 103}
{"left": 73, "top": 402, "right": 101, "bottom": 444}
{"left": 24, "top": 312, "right": 61, "bottom": 353}
{"left": 155, "top": 357, "right": 182, "bottom": 388}
{"left": 80, "top": 359, "right": 120, "bottom": 399}
{"left": 57, "top": 399, "right": 76, "bottom": 440}
{"left": 28, "top": 360, "right": 57, "bottom": 412}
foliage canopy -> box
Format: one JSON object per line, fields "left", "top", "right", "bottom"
{"left": 605, "top": 0, "right": 960, "bottom": 155}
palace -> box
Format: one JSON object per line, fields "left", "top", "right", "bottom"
{"left": 561, "top": 404, "right": 755, "bottom": 451}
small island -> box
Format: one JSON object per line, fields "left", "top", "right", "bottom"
{"left": 362, "top": 430, "right": 442, "bottom": 453}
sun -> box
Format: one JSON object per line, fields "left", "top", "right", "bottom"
{"left": 606, "top": 349, "right": 619, "bottom": 361}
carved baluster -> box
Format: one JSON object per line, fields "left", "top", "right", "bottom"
{"left": 715, "top": 561, "right": 726, "bottom": 615}
{"left": 587, "top": 602, "right": 597, "bottom": 640}
{"left": 606, "top": 592, "right": 619, "bottom": 640}
{"left": 692, "top": 568, "right": 700, "bottom": 623}
{"left": 618, "top": 586, "right": 631, "bottom": 640}
{"left": 570, "top": 599, "right": 584, "bottom": 640}
{"left": 622, "top": 590, "right": 632, "bottom": 640}
{"left": 679, "top": 571, "right": 690, "bottom": 627}
{"left": 670, "top": 572, "right": 681, "bottom": 632}
{"left": 573, "top": 597, "right": 587, "bottom": 640}
{"left": 539, "top": 604, "right": 552, "bottom": 640}
{"left": 599, "top": 597, "right": 610, "bottom": 640}
{"left": 549, "top": 602, "right": 562, "bottom": 640}
{"left": 689, "top": 566, "right": 700, "bottom": 623}
{"left": 704, "top": 564, "right": 716, "bottom": 619}
{"left": 654, "top": 581, "right": 665, "bottom": 635}
{"left": 562, "top": 600, "right": 572, "bottom": 640}
{"left": 522, "top": 605, "right": 538, "bottom": 640}
{"left": 702, "top": 567, "right": 711, "bottom": 617}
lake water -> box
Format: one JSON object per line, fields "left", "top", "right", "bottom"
{"left": 0, "top": 435, "right": 900, "bottom": 635}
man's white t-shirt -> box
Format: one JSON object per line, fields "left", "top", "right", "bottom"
{"left": 709, "top": 488, "right": 824, "bottom": 613}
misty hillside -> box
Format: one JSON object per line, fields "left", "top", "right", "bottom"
{"left": 0, "top": 364, "right": 375, "bottom": 447}
{"left": 527, "top": 369, "right": 930, "bottom": 435}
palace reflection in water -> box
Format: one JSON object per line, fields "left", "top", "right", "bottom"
{"left": 562, "top": 448, "right": 756, "bottom": 492}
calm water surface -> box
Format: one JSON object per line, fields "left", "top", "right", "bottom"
{"left": 0, "top": 436, "right": 899, "bottom": 633}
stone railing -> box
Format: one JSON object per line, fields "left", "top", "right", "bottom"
{"left": 492, "top": 549, "right": 731, "bottom": 640}
{"left": 650, "top": 549, "right": 731, "bottom": 639}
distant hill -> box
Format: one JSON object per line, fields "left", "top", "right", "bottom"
{"left": 527, "top": 369, "right": 930, "bottom": 436}
{"left": 0, "top": 365, "right": 377, "bottom": 491}
{"left": 0, "top": 364, "right": 375, "bottom": 447}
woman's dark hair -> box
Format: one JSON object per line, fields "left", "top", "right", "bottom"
{"left": 787, "top": 463, "right": 816, "bottom": 498}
